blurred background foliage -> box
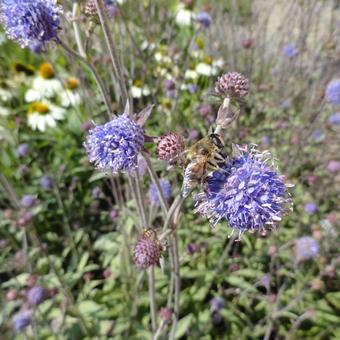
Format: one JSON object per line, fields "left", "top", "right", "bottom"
{"left": 0, "top": 0, "right": 339, "bottom": 339}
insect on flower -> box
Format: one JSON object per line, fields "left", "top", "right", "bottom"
{"left": 181, "top": 133, "right": 226, "bottom": 198}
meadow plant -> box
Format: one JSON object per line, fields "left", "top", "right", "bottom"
{"left": 0, "top": 0, "right": 339, "bottom": 339}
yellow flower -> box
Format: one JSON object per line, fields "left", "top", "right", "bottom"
{"left": 39, "top": 62, "right": 55, "bottom": 79}
{"left": 27, "top": 101, "right": 65, "bottom": 132}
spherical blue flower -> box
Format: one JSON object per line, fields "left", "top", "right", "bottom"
{"left": 295, "top": 236, "right": 319, "bottom": 262}
{"left": 194, "top": 145, "right": 292, "bottom": 236}
{"left": 12, "top": 310, "right": 32, "bottom": 332}
{"left": 39, "top": 175, "right": 53, "bottom": 190}
{"left": 282, "top": 43, "right": 298, "bottom": 58}
{"left": 328, "top": 112, "right": 340, "bottom": 125}
{"left": 21, "top": 195, "right": 36, "bottom": 208}
{"left": 17, "top": 143, "right": 29, "bottom": 157}
{"left": 210, "top": 297, "right": 225, "bottom": 312}
{"left": 0, "top": 0, "right": 61, "bottom": 48}
{"left": 195, "top": 11, "right": 212, "bottom": 28}
{"left": 325, "top": 79, "right": 340, "bottom": 106}
{"left": 84, "top": 114, "right": 144, "bottom": 173}
{"left": 27, "top": 285, "right": 45, "bottom": 305}
{"left": 148, "top": 179, "right": 172, "bottom": 205}
{"left": 304, "top": 202, "right": 317, "bottom": 215}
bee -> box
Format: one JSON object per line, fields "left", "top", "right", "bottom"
{"left": 181, "top": 133, "right": 226, "bottom": 197}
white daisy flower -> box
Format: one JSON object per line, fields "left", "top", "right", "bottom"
{"left": 131, "top": 85, "right": 151, "bottom": 98}
{"left": 27, "top": 101, "right": 65, "bottom": 132}
{"left": 0, "top": 106, "right": 10, "bottom": 116}
{"left": 175, "top": 5, "right": 193, "bottom": 26}
{"left": 184, "top": 69, "right": 199, "bottom": 80}
{"left": 195, "top": 62, "right": 218, "bottom": 76}
{"left": 60, "top": 90, "right": 81, "bottom": 107}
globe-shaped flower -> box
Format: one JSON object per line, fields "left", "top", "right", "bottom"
{"left": 133, "top": 229, "right": 162, "bottom": 269}
{"left": 214, "top": 72, "right": 250, "bottom": 99}
{"left": 325, "top": 79, "right": 340, "bottom": 106}
{"left": 282, "top": 43, "right": 298, "bottom": 58}
{"left": 27, "top": 285, "right": 45, "bottom": 306}
{"left": 194, "top": 145, "right": 292, "bottom": 236}
{"left": 0, "top": 0, "right": 61, "bottom": 48}
{"left": 12, "top": 311, "right": 32, "bottom": 332}
{"left": 328, "top": 112, "right": 340, "bottom": 125}
{"left": 295, "top": 236, "right": 319, "bottom": 262}
{"left": 148, "top": 179, "right": 172, "bottom": 205}
{"left": 84, "top": 114, "right": 144, "bottom": 173}
{"left": 195, "top": 11, "right": 212, "bottom": 28}
{"left": 157, "top": 132, "right": 185, "bottom": 163}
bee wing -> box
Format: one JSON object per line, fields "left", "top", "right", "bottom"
{"left": 181, "top": 156, "right": 206, "bottom": 198}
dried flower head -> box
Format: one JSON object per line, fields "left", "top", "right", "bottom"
{"left": 0, "top": 0, "right": 61, "bottom": 48}
{"left": 133, "top": 229, "right": 162, "bottom": 269}
{"left": 295, "top": 236, "right": 319, "bottom": 262}
{"left": 194, "top": 144, "right": 292, "bottom": 239}
{"left": 85, "top": 114, "right": 144, "bottom": 173}
{"left": 325, "top": 79, "right": 340, "bottom": 106}
{"left": 148, "top": 179, "right": 172, "bottom": 205}
{"left": 85, "top": 0, "right": 117, "bottom": 20}
{"left": 27, "top": 285, "right": 45, "bottom": 305}
{"left": 157, "top": 132, "right": 185, "bottom": 163}
{"left": 214, "top": 72, "right": 250, "bottom": 99}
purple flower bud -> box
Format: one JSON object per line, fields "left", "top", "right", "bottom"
{"left": 12, "top": 311, "right": 32, "bottom": 332}
{"left": 195, "top": 11, "right": 212, "bottom": 28}
{"left": 17, "top": 143, "right": 29, "bottom": 157}
{"left": 164, "top": 79, "right": 176, "bottom": 91}
{"left": 304, "top": 202, "right": 317, "bottom": 215}
{"left": 210, "top": 297, "right": 225, "bottom": 312}
{"left": 282, "top": 43, "right": 298, "bottom": 58}
{"left": 198, "top": 104, "right": 212, "bottom": 117}
{"left": 328, "top": 112, "right": 340, "bottom": 125}
{"left": 159, "top": 307, "right": 172, "bottom": 323}
{"left": 186, "top": 243, "right": 198, "bottom": 255}
{"left": 281, "top": 98, "right": 292, "bottom": 109}
{"left": 91, "top": 186, "right": 103, "bottom": 199}
{"left": 188, "top": 129, "right": 199, "bottom": 140}
{"left": 148, "top": 179, "right": 172, "bottom": 206}
{"left": 327, "top": 160, "right": 340, "bottom": 173}
{"left": 27, "top": 285, "right": 46, "bottom": 306}
{"left": 295, "top": 236, "right": 319, "bottom": 262}
{"left": 325, "top": 79, "right": 340, "bottom": 106}
{"left": 188, "top": 83, "right": 198, "bottom": 93}
{"left": 109, "top": 209, "right": 118, "bottom": 220}
{"left": 21, "top": 195, "right": 36, "bottom": 208}
{"left": 40, "top": 175, "right": 53, "bottom": 190}
{"left": 133, "top": 230, "right": 162, "bottom": 269}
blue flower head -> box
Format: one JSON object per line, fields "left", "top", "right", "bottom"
{"left": 295, "top": 236, "right": 319, "bottom": 262}
{"left": 85, "top": 114, "right": 144, "bottom": 173}
{"left": 282, "top": 43, "right": 298, "bottom": 58}
{"left": 328, "top": 112, "right": 340, "bottom": 125}
{"left": 194, "top": 144, "right": 292, "bottom": 238}
{"left": 12, "top": 311, "right": 32, "bottom": 332}
{"left": 0, "top": 0, "right": 61, "bottom": 48}
{"left": 325, "top": 79, "right": 340, "bottom": 106}
{"left": 148, "top": 179, "right": 172, "bottom": 205}
{"left": 195, "top": 12, "right": 212, "bottom": 28}
{"left": 27, "top": 285, "right": 45, "bottom": 306}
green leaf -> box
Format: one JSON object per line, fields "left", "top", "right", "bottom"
{"left": 175, "top": 314, "right": 193, "bottom": 339}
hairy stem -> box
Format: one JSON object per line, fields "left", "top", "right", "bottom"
{"left": 94, "top": 0, "right": 129, "bottom": 108}
{"left": 58, "top": 39, "right": 114, "bottom": 118}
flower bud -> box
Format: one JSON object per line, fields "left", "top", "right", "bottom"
{"left": 133, "top": 229, "right": 162, "bottom": 269}
{"left": 157, "top": 132, "right": 185, "bottom": 163}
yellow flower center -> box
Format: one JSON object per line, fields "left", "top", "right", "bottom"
{"left": 133, "top": 79, "right": 143, "bottom": 87}
{"left": 29, "top": 102, "right": 50, "bottom": 115}
{"left": 39, "top": 63, "right": 55, "bottom": 79}
{"left": 66, "top": 77, "right": 79, "bottom": 90}
{"left": 203, "top": 56, "right": 213, "bottom": 65}
{"left": 196, "top": 36, "right": 204, "bottom": 49}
